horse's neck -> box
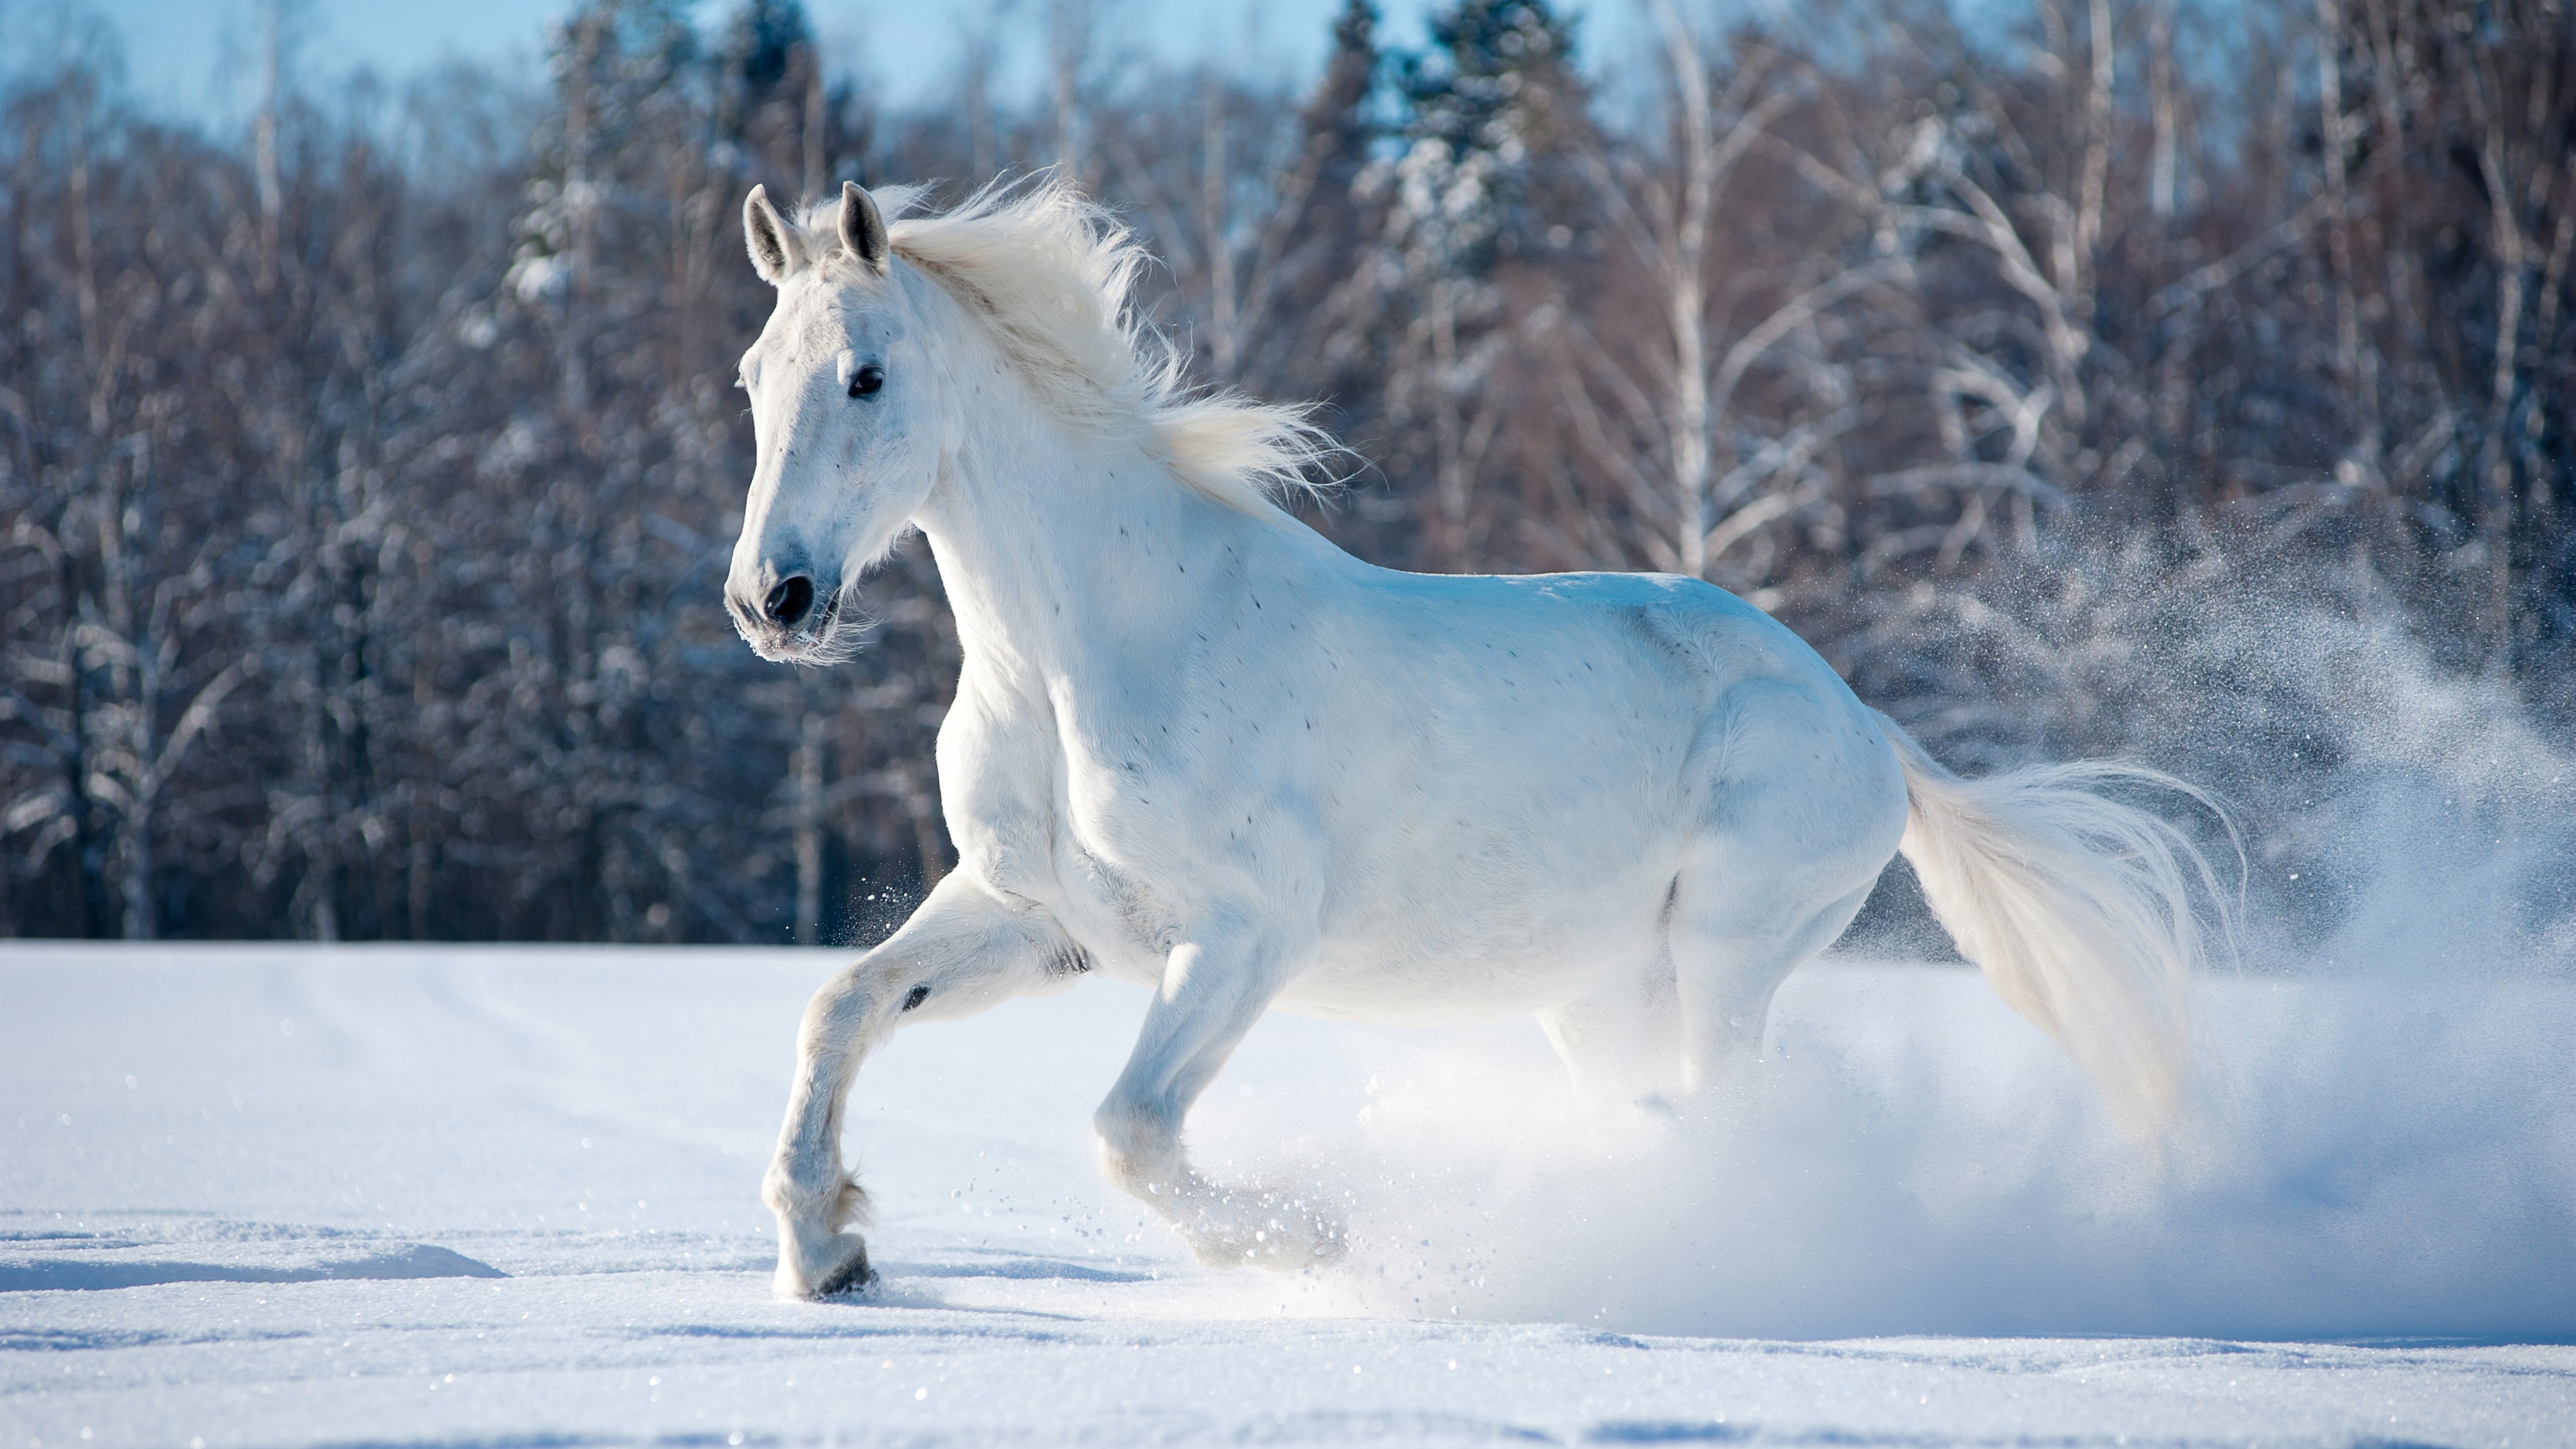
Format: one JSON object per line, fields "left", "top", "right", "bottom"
{"left": 913, "top": 414, "right": 1276, "bottom": 700}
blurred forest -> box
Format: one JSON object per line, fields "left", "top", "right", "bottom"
{"left": 6, "top": 0, "right": 2574, "bottom": 946}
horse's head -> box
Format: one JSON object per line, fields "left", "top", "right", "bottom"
{"left": 725, "top": 182, "right": 934, "bottom": 664}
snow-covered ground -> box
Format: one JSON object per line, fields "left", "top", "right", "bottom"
{"left": 5, "top": 941, "right": 2571, "bottom": 1447}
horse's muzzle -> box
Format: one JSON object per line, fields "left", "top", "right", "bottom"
{"left": 728, "top": 574, "right": 849, "bottom": 664}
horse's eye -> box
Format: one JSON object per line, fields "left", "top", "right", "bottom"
{"left": 850, "top": 364, "right": 884, "bottom": 398}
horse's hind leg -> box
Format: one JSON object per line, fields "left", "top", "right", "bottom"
{"left": 1093, "top": 923, "right": 1338, "bottom": 1270}
{"left": 1668, "top": 876, "right": 1876, "bottom": 1091}
{"left": 1667, "top": 690, "right": 1907, "bottom": 1093}
{"left": 1538, "top": 957, "right": 1683, "bottom": 1106}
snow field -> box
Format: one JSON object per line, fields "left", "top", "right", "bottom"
{"left": 4, "top": 942, "right": 2572, "bottom": 1446}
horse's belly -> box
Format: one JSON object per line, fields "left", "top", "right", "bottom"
{"left": 1274, "top": 928, "right": 1658, "bottom": 1024}
{"left": 1272, "top": 853, "right": 1675, "bottom": 1025}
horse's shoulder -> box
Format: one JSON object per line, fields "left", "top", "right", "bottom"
{"left": 929, "top": 669, "right": 1062, "bottom": 872}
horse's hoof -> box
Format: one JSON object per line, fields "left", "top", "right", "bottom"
{"left": 1187, "top": 1203, "right": 1347, "bottom": 1272}
{"left": 1301, "top": 1221, "right": 1350, "bottom": 1269}
{"left": 814, "top": 1256, "right": 878, "bottom": 1297}
{"left": 1274, "top": 1223, "right": 1348, "bottom": 1271}
{"left": 1225, "top": 1233, "right": 1341, "bottom": 1272}
{"left": 777, "top": 1233, "right": 875, "bottom": 1300}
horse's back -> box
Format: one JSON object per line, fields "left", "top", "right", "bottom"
{"left": 1265, "top": 561, "right": 1903, "bottom": 1021}
{"left": 1527, "top": 570, "right": 1911, "bottom": 910}
{"left": 1328, "top": 564, "right": 1887, "bottom": 800}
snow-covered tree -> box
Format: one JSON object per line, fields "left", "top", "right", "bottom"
{"left": 1373, "top": 0, "right": 1583, "bottom": 564}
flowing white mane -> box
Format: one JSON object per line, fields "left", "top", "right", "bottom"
{"left": 791, "top": 179, "right": 1333, "bottom": 518}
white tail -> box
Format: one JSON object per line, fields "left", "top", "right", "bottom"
{"left": 1877, "top": 714, "right": 2231, "bottom": 1138}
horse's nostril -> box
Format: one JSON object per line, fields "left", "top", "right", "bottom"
{"left": 764, "top": 575, "right": 816, "bottom": 627}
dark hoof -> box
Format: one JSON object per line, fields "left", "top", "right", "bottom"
{"left": 813, "top": 1254, "right": 878, "bottom": 1298}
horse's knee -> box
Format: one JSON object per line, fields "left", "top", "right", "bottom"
{"left": 791, "top": 968, "right": 872, "bottom": 1056}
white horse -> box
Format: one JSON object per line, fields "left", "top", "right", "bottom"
{"left": 725, "top": 179, "right": 2222, "bottom": 1299}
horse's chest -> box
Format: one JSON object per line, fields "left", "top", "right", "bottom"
{"left": 942, "top": 734, "right": 1186, "bottom": 983}
{"left": 1046, "top": 748, "right": 1203, "bottom": 934}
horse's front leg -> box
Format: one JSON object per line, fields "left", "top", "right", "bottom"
{"left": 1093, "top": 925, "right": 1338, "bottom": 1270}
{"left": 763, "top": 872, "right": 1069, "bottom": 1299}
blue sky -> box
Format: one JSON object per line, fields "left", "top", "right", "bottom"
{"left": 55, "top": 0, "right": 1546, "bottom": 121}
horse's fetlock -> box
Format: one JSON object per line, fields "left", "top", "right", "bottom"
{"left": 758, "top": 1165, "right": 798, "bottom": 1217}
{"left": 828, "top": 1175, "right": 872, "bottom": 1232}
{"left": 1093, "top": 1102, "right": 1178, "bottom": 1171}
{"left": 762, "top": 1160, "right": 848, "bottom": 1225}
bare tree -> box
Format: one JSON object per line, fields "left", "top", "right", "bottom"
{"left": 7, "top": 0, "right": 2574, "bottom": 943}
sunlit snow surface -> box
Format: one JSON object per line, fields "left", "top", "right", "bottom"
{"left": 5, "top": 942, "right": 2571, "bottom": 1447}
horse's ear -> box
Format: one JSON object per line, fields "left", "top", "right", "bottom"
{"left": 839, "top": 181, "right": 889, "bottom": 276}
{"left": 743, "top": 185, "right": 802, "bottom": 285}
